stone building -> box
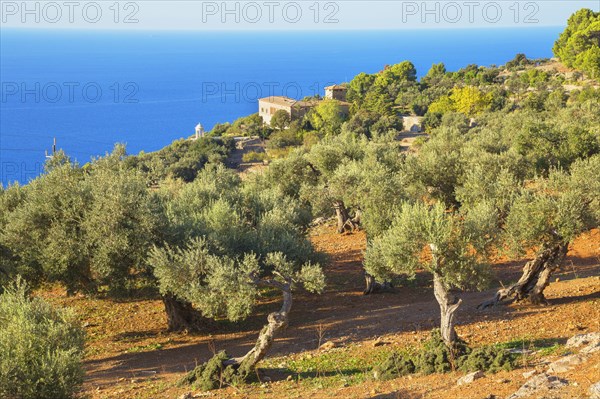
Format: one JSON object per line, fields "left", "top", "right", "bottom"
{"left": 324, "top": 84, "right": 348, "bottom": 101}
{"left": 258, "top": 85, "right": 350, "bottom": 125}
{"left": 258, "top": 96, "right": 318, "bottom": 125}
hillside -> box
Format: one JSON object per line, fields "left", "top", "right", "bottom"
{"left": 39, "top": 226, "right": 599, "bottom": 399}
{"left": 2, "top": 9, "right": 599, "bottom": 399}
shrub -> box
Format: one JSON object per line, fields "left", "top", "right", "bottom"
{"left": 414, "top": 329, "right": 468, "bottom": 374}
{"left": 302, "top": 131, "right": 322, "bottom": 147}
{"left": 411, "top": 136, "right": 428, "bottom": 148}
{"left": 422, "top": 111, "right": 442, "bottom": 130}
{"left": 180, "top": 351, "right": 255, "bottom": 391}
{"left": 459, "top": 345, "right": 518, "bottom": 373}
{"left": 242, "top": 151, "right": 268, "bottom": 163}
{"left": 0, "top": 279, "right": 85, "bottom": 399}
{"left": 372, "top": 352, "right": 415, "bottom": 380}
{"left": 373, "top": 329, "right": 516, "bottom": 381}
{"left": 267, "top": 130, "right": 302, "bottom": 150}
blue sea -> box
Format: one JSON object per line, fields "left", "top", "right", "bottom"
{"left": 0, "top": 27, "right": 562, "bottom": 186}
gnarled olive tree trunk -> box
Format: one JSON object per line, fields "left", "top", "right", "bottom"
{"left": 162, "top": 294, "right": 215, "bottom": 332}
{"left": 478, "top": 242, "right": 568, "bottom": 309}
{"left": 352, "top": 207, "right": 362, "bottom": 226}
{"left": 363, "top": 272, "right": 393, "bottom": 295}
{"left": 225, "top": 279, "right": 292, "bottom": 370}
{"left": 433, "top": 272, "right": 462, "bottom": 346}
{"left": 429, "top": 244, "right": 461, "bottom": 347}
{"left": 333, "top": 200, "right": 360, "bottom": 233}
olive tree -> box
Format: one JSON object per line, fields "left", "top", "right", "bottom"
{"left": 480, "top": 154, "right": 600, "bottom": 307}
{"left": 319, "top": 140, "right": 409, "bottom": 293}
{"left": 402, "top": 126, "right": 468, "bottom": 207}
{"left": 0, "top": 146, "right": 159, "bottom": 295}
{"left": 256, "top": 132, "right": 408, "bottom": 293}
{"left": 255, "top": 132, "right": 369, "bottom": 233}
{"left": 150, "top": 242, "right": 323, "bottom": 384}
{"left": 149, "top": 164, "right": 325, "bottom": 383}
{"left": 303, "top": 132, "right": 368, "bottom": 232}
{"left": 81, "top": 146, "right": 159, "bottom": 293}
{"left": 0, "top": 279, "right": 85, "bottom": 399}
{"left": 364, "top": 201, "right": 493, "bottom": 346}
{"left": 1, "top": 154, "right": 91, "bottom": 293}
{"left": 296, "top": 131, "right": 406, "bottom": 234}
{"left": 0, "top": 183, "right": 28, "bottom": 289}
{"left": 153, "top": 164, "right": 249, "bottom": 331}
{"left": 149, "top": 165, "right": 322, "bottom": 360}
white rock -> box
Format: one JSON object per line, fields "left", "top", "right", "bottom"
{"left": 310, "top": 217, "right": 327, "bottom": 226}
{"left": 582, "top": 339, "right": 600, "bottom": 354}
{"left": 522, "top": 370, "right": 538, "bottom": 379}
{"left": 582, "top": 344, "right": 600, "bottom": 354}
{"left": 507, "top": 373, "right": 568, "bottom": 399}
{"left": 590, "top": 381, "right": 600, "bottom": 399}
{"left": 547, "top": 353, "right": 587, "bottom": 373}
{"left": 457, "top": 370, "right": 485, "bottom": 385}
{"left": 566, "top": 332, "right": 600, "bottom": 349}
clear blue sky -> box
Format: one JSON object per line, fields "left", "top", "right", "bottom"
{"left": 1, "top": 1, "right": 598, "bottom": 30}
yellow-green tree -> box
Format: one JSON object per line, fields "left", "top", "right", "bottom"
{"left": 309, "top": 99, "right": 346, "bottom": 135}
{"left": 428, "top": 96, "right": 455, "bottom": 114}
{"left": 450, "top": 86, "right": 493, "bottom": 115}
{"left": 427, "top": 86, "right": 492, "bottom": 116}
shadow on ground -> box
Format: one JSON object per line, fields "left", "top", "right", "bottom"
{"left": 83, "top": 231, "right": 600, "bottom": 389}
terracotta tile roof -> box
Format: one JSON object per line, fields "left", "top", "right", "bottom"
{"left": 259, "top": 96, "right": 321, "bottom": 108}
{"left": 258, "top": 96, "right": 297, "bottom": 107}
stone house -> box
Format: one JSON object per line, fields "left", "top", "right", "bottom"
{"left": 258, "top": 96, "right": 318, "bottom": 125}
{"left": 324, "top": 84, "right": 348, "bottom": 101}
{"left": 259, "top": 85, "right": 350, "bottom": 125}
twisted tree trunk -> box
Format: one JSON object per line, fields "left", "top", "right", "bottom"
{"left": 225, "top": 279, "right": 292, "bottom": 370}
{"left": 333, "top": 200, "right": 351, "bottom": 233}
{"left": 184, "top": 279, "right": 293, "bottom": 388}
{"left": 478, "top": 242, "right": 568, "bottom": 309}
{"left": 333, "top": 200, "right": 360, "bottom": 233}
{"left": 162, "top": 294, "right": 215, "bottom": 332}
{"left": 428, "top": 244, "right": 462, "bottom": 347}
{"left": 433, "top": 272, "right": 462, "bottom": 346}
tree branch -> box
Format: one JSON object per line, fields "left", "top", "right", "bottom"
{"left": 249, "top": 272, "right": 290, "bottom": 291}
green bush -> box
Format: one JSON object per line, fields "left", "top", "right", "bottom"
{"left": 180, "top": 351, "right": 255, "bottom": 391}
{"left": 0, "top": 279, "right": 85, "bottom": 399}
{"left": 372, "top": 352, "right": 415, "bottom": 380}
{"left": 267, "top": 130, "right": 302, "bottom": 150}
{"left": 414, "top": 329, "right": 468, "bottom": 374}
{"left": 411, "top": 136, "right": 428, "bottom": 148}
{"left": 373, "top": 329, "right": 516, "bottom": 381}
{"left": 242, "top": 151, "right": 268, "bottom": 163}
{"left": 459, "top": 345, "right": 517, "bottom": 373}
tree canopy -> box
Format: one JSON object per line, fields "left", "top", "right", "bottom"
{"left": 553, "top": 9, "right": 600, "bottom": 78}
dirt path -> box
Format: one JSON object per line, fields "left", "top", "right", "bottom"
{"left": 79, "top": 226, "right": 599, "bottom": 395}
